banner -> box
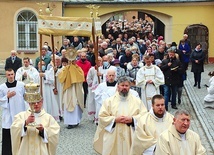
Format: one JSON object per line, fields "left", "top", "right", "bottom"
{"left": 38, "top": 15, "right": 93, "bottom": 37}
{"left": 94, "top": 19, "right": 102, "bottom": 36}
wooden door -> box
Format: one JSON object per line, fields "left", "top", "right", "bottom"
{"left": 184, "top": 24, "right": 209, "bottom": 63}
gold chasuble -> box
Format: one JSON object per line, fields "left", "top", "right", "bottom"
{"left": 93, "top": 92, "right": 147, "bottom": 155}
{"left": 155, "top": 125, "right": 206, "bottom": 155}
{"left": 11, "top": 109, "right": 60, "bottom": 155}
{"left": 58, "top": 64, "right": 85, "bottom": 112}
{"left": 58, "top": 64, "right": 84, "bottom": 92}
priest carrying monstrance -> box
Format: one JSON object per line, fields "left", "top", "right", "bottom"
{"left": 10, "top": 82, "right": 60, "bottom": 155}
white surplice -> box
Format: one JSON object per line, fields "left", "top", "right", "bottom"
{"left": 0, "top": 81, "right": 26, "bottom": 128}
{"left": 15, "top": 66, "right": 40, "bottom": 84}
{"left": 136, "top": 64, "right": 164, "bottom": 111}
{"left": 55, "top": 68, "right": 64, "bottom": 117}
{"left": 94, "top": 82, "right": 116, "bottom": 124}
{"left": 86, "top": 67, "right": 101, "bottom": 121}
{"left": 42, "top": 68, "right": 60, "bottom": 122}
{"left": 64, "top": 104, "right": 82, "bottom": 125}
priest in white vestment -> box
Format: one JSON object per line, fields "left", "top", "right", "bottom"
{"left": 0, "top": 69, "right": 26, "bottom": 155}
{"left": 130, "top": 94, "right": 173, "bottom": 155}
{"left": 86, "top": 56, "right": 102, "bottom": 122}
{"left": 98, "top": 55, "right": 117, "bottom": 82}
{"left": 136, "top": 55, "right": 164, "bottom": 111}
{"left": 94, "top": 70, "right": 140, "bottom": 124}
{"left": 15, "top": 57, "right": 40, "bottom": 84}
{"left": 58, "top": 54, "right": 85, "bottom": 129}
{"left": 55, "top": 57, "right": 68, "bottom": 119}
{"left": 155, "top": 109, "right": 206, "bottom": 155}
{"left": 50, "top": 56, "right": 63, "bottom": 119}
{"left": 10, "top": 86, "right": 60, "bottom": 155}
{"left": 39, "top": 63, "right": 60, "bottom": 122}
{"left": 93, "top": 76, "right": 147, "bottom": 155}
{"left": 94, "top": 69, "right": 117, "bottom": 124}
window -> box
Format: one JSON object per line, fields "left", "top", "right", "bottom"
{"left": 17, "top": 10, "right": 38, "bottom": 52}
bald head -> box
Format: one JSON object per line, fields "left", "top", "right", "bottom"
{"left": 80, "top": 52, "right": 87, "bottom": 62}
{"left": 101, "top": 42, "right": 108, "bottom": 49}
{"left": 11, "top": 50, "right": 17, "bottom": 57}
{"left": 107, "top": 69, "right": 116, "bottom": 83}
{"left": 80, "top": 52, "right": 86, "bottom": 57}
{"left": 102, "top": 55, "right": 109, "bottom": 62}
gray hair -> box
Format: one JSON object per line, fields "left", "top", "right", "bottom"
{"left": 42, "top": 47, "right": 47, "bottom": 51}
{"left": 128, "top": 38, "right": 134, "bottom": 42}
{"left": 101, "top": 41, "right": 107, "bottom": 47}
{"left": 107, "top": 69, "right": 116, "bottom": 75}
{"left": 167, "top": 48, "right": 175, "bottom": 53}
{"left": 55, "top": 55, "right": 61, "bottom": 60}
{"left": 43, "top": 45, "right": 48, "bottom": 50}
{"left": 171, "top": 46, "right": 177, "bottom": 51}
{"left": 117, "top": 76, "right": 131, "bottom": 84}
{"left": 125, "top": 48, "right": 131, "bottom": 53}
{"left": 11, "top": 50, "right": 17, "bottom": 55}
{"left": 174, "top": 109, "right": 190, "bottom": 118}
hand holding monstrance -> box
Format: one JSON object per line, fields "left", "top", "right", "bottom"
{"left": 24, "top": 82, "right": 41, "bottom": 127}
{"left": 25, "top": 114, "right": 35, "bottom": 126}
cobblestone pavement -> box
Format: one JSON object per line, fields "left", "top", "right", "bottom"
{"left": 185, "top": 64, "right": 214, "bottom": 153}
{"left": 0, "top": 69, "right": 213, "bottom": 154}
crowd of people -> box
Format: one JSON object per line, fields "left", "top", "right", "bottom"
{"left": 0, "top": 17, "right": 209, "bottom": 154}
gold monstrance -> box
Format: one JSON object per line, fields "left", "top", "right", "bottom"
{"left": 24, "top": 82, "right": 41, "bottom": 127}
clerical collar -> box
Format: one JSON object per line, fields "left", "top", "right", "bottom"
{"left": 119, "top": 94, "right": 128, "bottom": 101}
{"left": 132, "top": 65, "right": 139, "bottom": 69}
{"left": 145, "top": 64, "right": 153, "bottom": 69}
{"left": 34, "top": 111, "right": 41, "bottom": 115}
{"left": 179, "top": 133, "right": 186, "bottom": 140}
{"left": 6, "top": 80, "right": 17, "bottom": 88}
{"left": 149, "top": 108, "right": 165, "bottom": 122}
{"left": 106, "top": 81, "right": 117, "bottom": 86}
{"left": 23, "top": 66, "right": 31, "bottom": 70}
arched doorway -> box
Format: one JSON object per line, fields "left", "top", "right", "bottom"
{"left": 101, "top": 11, "right": 165, "bottom": 40}
{"left": 184, "top": 24, "right": 209, "bottom": 63}
{"left": 138, "top": 12, "right": 165, "bottom": 37}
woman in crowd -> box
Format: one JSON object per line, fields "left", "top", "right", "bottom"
{"left": 126, "top": 54, "right": 144, "bottom": 97}
{"left": 143, "top": 46, "right": 153, "bottom": 57}
{"left": 190, "top": 43, "right": 205, "bottom": 89}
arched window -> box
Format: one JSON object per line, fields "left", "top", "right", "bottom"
{"left": 17, "top": 10, "right": 37, "bottom": 51}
